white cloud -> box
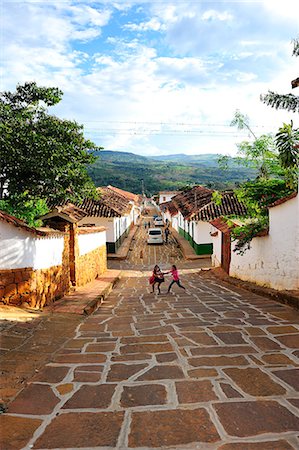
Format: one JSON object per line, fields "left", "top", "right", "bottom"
{"left": 124, "top": 17, "right": 164, "bottom": 32}
{"left": 2, "top": 0, "right": 298, "bottom": 158}
{"left": 202, "top": 10, "right": 233, "bottom": 22}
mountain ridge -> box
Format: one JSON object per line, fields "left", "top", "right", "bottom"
{"left": 88, "top": 150, "right": 256, "bottom": 195}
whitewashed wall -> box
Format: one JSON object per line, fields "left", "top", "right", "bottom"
{"left": 79, "top": 216, "right": 115, "bottom": 242}
{"left": 78, "top": 230, "right": 106, "bottom": 256}
{"left": 172, "top": 215, "right": 179, "bottom": 231}
{"left": 159, "top": 193, "right": 177, "bottom": 204}
{"left": 211, "top": 231, "right": 222, "bottom": 267}
{"left": 230, "top": 195, "right": 299, "bottom": 291}
{"left": 0, "top": 221, "right": 64, "bottom": 270}
{"left": 193, "top": 221, "right": 214, "bottom": 245}
{"left": 161, "top": 210, "right": 171, "bottom": 225}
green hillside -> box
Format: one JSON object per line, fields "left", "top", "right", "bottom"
{"left": 88, "top": 151, "right": 256, "bottom": 195}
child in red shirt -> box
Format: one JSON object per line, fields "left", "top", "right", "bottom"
{"left": 167, "top": 265, "right": 185, "bottom": 293}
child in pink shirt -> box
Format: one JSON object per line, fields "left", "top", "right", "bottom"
{"left": 167, "top": 265, "right": 186, "bottom": 293}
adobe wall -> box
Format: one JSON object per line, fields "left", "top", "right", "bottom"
{"left": 0, "top": 235, "right": 70, "bottom": 308}
{"left": 75, "top": 229, "right": 107, "bottom": 286}
{"left": 76, "top": 245, "right": 107, "bottom": 287}
{"left": 0, "top": 223, "right": 107, "bottom": 308}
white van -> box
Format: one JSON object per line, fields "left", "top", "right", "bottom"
{"left": 154, "top": 217, "right": 164, "bottom": 226}
{"left": 147, "top": 228, "right": 163, "bottom": 244}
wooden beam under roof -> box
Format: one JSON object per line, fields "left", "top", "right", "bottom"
{"left": 291, "top": 77, "right": 299, "bottom": 89}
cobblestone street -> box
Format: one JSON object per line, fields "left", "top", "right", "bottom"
{"left": 1, "top": 220, "right": 299, "bottom": 449}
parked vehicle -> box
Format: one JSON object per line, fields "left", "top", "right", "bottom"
{"left": 147, "top": 228, "right": 163, "bottom": 244}
{"left": 154, "top": 217, "right": 164, "bottom": 226}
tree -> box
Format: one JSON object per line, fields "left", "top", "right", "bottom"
{"left": 260, "top": 38, "right": 299, "bottom": 113}
{"left": 275, "top": 121, "right": 299, "bottom": 168}
{"left": 261, "top": 38, "right": 299, "bottom": 181}
{"left": 0, "top": 82, "right": 101, "bottom": 206}
{"left": 229, "top": 110, "right": 280, "bottom": 179}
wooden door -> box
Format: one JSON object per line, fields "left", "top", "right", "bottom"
{"left": 221, "top": 231, "right": 231, "bottom": 274}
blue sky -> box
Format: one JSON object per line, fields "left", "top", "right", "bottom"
{"left": 2, "top": 0, "right": 299, "bottom": 156}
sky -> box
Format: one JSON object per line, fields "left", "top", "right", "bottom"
{"left": 1, "top": 0, "right": 299, "bottom": 156}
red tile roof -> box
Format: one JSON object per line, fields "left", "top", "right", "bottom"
{"left": 210, "top": 217, "right": 233, "bottom": 233}
{"left": 160, "top": 201, "right": 178, "bottom": 216}
{"left": 107, "top": 185, "right": 141, "bottom": 204}
{"left": 171, "top": 186, "right": 214, "bottom": 219}
{"left": 0, "top": 210, "right": 64, "bottom": 236}
{"left": 97, "top": 187, "right": 133, "bottom": 215}
{"left": 191, "top": 191, "right": 247, "bottom": 221}
{"left": 41, "top": 203, "right": 87, "bottom": 223}
{"left": 48, "top": 187, "right": 133, "bottom": 219}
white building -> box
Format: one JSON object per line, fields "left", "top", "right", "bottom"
{"left": 158, "top": 191, "right": 180, "bottom": 205}
{"left": 78, "top": 187, "right": 135, "bottom": 253}
{"left": 229, "top": 192, "right": 299, "bottom": 291}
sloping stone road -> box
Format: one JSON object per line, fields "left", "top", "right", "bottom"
{"left": 1, "top": 220, "right": 299, "bottom": 449}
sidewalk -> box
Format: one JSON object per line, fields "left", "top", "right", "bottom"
{"left": 0, "top": 269, "right": 121, "bottom": 408}
{"left": 45, "top": 269, "right": 122, "bottom": 315}
{"left": 170, "top": 227, "right": 211, "bottom": 261}
{"left": 201, "top": 267, "right": 299, "bottom": 310}
{"left": 108, "top": 224, "right": 139, "bottom": 260}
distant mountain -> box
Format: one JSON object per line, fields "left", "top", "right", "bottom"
{"left": 93, "top": 150, "right": 148, "bottom": 163}
{"left": 88, "top": 150, "right": 256, "bottom": 195}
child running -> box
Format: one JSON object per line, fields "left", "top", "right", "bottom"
{"left": 167, "top": 265, "right": 185, "bottom": 293}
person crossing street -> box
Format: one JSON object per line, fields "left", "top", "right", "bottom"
{"left": 167, "top": 265, "right": 185, "bottom": 293}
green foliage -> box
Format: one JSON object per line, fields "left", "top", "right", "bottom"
{"left": 261, "top": 38, "right": 299, "bottom": 113}
{"left": 235, "top": 179, "right": 294, "bottom": 216}
{"left": 230, "top": 110, "right": 257, "bottom": 139}
{"left": 230, "top": 216, "right": 269, "bottom": 256}
{"left": 230, "top": 110, "right": 281, "bottom": 179}
{"left": 0, "top": 194, "right": 49, "bottom": 227}
{"left": 212, "top": 191, "right": 223, "bottom": 206}
{"left": 0, "top": 82, "right": 101, "bottom": 209}
{"left": 275, "top": 121, "right": 299, "bottom": 169}
{"left": 230, "top": 178, "right": 295, "bottom": 254}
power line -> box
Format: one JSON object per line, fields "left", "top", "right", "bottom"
{"left": 82, "top": 120, "right": 272, "bottom": 129}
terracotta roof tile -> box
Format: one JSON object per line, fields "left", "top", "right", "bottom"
{"left": 107, "top": 185, "right": 141, "bottom": 204}
{"left": 160, "top": 201, "right": 178, "bottom": 216}
{"left": 48, "top": 186, "right": 134, "bottom": 219}
{"left": 171, "top": 186, "right": 214, "bottom": 219}
{"left": 41, "top": 203, "right": 87, "bottom": 223}
{"left": 0, "top": 210, "right": 64, "bottom": 236}
{"left": 97, "top": 187, "right": 133, "bottom": 215}
{"left": 191, "top": 191, "right": 247, "bottom": 221}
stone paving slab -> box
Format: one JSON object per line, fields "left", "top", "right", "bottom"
{"left": 46, "top": 269, "right": 121, "bottom": 315}
{"left": 1, "top": 223, "right": 299, "bottom": 449}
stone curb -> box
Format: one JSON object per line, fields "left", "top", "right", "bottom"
{"left": 45, "top": 270, "right": 122, "bottom": 315}
{"left": 170, "top": 227, "right": 211, "bottom": 261}
{"left": 108, "top": 225, "right": 139, "bottom": 260}
{"left": 201, "top": 267, "right": 299, "bottom": 310}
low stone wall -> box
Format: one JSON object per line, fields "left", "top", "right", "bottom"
{"left": 76, "top": 245, "right": 107, "bottom": 287}
{"left": 0, "top": 220, "right": 107, "bottom": 308}
{"left": 0, "top": 265, "right": 70, "bottom": 309}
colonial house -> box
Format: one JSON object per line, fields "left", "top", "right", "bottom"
{"left": 190, "top": 191, "right": 247, "bottom": 257}
{"left": 226, "top": 192, "right": 298, "bottom": 291}
{"left": 77, "top": 187, "right": 135, "bottom": 253}
{"left": 161, "top": 186, "right": 247, "bottom": 257}
{"left": 107, "top": 185, "right": 142, "bottom": 225}
{"left": 47, "top": 186, "right": 140, "bottom": 254}
{"left": 158, "top": 190, "right": 180, "bottom": 205}
{"left": 160, "top": 201, "right": 179, "bottom": 230}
